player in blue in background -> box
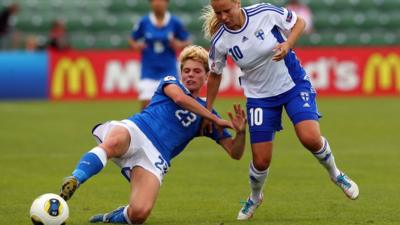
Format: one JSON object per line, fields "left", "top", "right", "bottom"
{"left": 59, "top": 46, "right": 247, "bottom": 224}
{"left": 129, "top": 0, "right": 191, "bottom": 109}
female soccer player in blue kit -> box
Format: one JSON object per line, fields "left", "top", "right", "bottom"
{"left": 59, "top": 45, "right": 247, "bottom": 224}
{"left": 129, "top": 0, "right": 191, "bottom": 109}
{"left": 202, "top": 0, "right": 359, "bottom": 220}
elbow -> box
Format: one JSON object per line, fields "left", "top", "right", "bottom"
{"left": 298, "top": 17, "right": 306, "bottom": 33}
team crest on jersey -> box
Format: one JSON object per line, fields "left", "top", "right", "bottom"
{"left": 164, "top": 76, "right": 176, "bottom": 81}
{"left": 286, "top": 10, "right": 293, "bottom": 22}
{"left": 254, "top": 29, "right": 265, "bottom": 40}
{"left": 300, "top": 92, "right": 310, "bottom": 108}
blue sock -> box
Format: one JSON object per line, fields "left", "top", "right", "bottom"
{"left": 72, "top": 147, "right": 107, "bottom": 184}
{"left": 106, "top": 206, "right": 129, "bottom": 224}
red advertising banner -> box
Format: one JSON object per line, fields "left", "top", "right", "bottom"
{"left": 48, "top": 47, "right": 400, "bottom": 100}
{"left": 49, "top": 51, "right": 140, "bottom": 100}
{"left": 295, "top": 47, "right": 400, "bottom": 96}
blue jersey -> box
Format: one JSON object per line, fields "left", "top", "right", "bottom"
{"left": 132, "top": 12, "right": 190, "bottom": 80}
{"left": 129, "top": 76, "right": 231, "bottom": 164}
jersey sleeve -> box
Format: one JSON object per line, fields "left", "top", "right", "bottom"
{"left": 269, "top": 4, "right": 298, "bottom": 32}
{"left": 208, "top": 43, "right": 227, "bottom": 75}
{"left": 203, "top": 110, "right": 232, "bottom": 143}
{"left": 173, "top": 17, "right": 190, "bottom": 41}
{"left": 155, "top": 75, "right": 188, "bottom": 96}
{"left": 156, "top": 75, "right": 179, "bottom": 93}
{"left": 131, "top": 17, "right": 145, "bottom": 40}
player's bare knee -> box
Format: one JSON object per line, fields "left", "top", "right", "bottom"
{"left": 253, "top": 157, "right": 270, "bottom": 171}
{"left": 100, "top": 137, "right": 125, "bottom": 158}
{"left": 300, "top": 135, "right": 323, "bottom": 152}
{"left": 128, "top": 206, "right": 151, "bottom": 224}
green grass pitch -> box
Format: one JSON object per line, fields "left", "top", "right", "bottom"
{"left": 0, "top": 98, "right": 399, "bottom": 225}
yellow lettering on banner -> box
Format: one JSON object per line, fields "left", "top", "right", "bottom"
{"left": 52, "top": 58, "right": 98, "bottom": 99}
{"left": 363, "top": 53, "right": 400, "bottom": 94}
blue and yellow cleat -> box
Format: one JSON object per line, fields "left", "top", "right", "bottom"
{"left": 332, "top": 172, "right": 359, "bottom": 200}
{"left": 59, "top": 176, "right": 79, "bottom": 201}
{"left": 89, "top": 206, "right": 127, "bottom": 224}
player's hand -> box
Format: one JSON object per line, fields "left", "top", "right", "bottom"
{"left": 272, "top": 42, "right": 290, "bottom": 61}
{"left": 214, "top": 118, "right": 234, "bottom": 135}
{"left": 130, "top": 41, "right": 147, "bottom": 51}
{"left": 227, "top": 104, "right": 247, "bottom": 133}
{"left": 215, "top": 118, "right": 234, "bottom": 131}
{"left": 169, "top": 38, "right": 186, "bottom": 52}
{"left": 200, "top": 118, "right": 213, "bottom": 136}
{"left": 169, "top": 38, "right": 179, "bottom": 50}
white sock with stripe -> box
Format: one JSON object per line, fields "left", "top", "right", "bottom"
{"left": 249, "top": 162, "right": 269, "bottom": 202}
{"left": 312, "top": 137, "right": 341, "bottom": 178}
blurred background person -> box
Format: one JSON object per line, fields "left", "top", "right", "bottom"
{"left": 0, "top": 2, "right": 20, "bottom": 49}
{"left": 25, "top": 34, "right": 38, "bottom": 52}
{"left": 129, "top": 0, "right": 191, "bottom": 110}
{"left": 286, "top": 0, "right": 314, "bottom": 34}
{"left": 47, "top": 19, "right": 69, "bottom": 50}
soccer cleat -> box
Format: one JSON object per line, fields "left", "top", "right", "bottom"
{"left": 59, "top": 176, "right": 79, "bottom": 201}
{"left": 332, "top": 172, "right": 359, "bottom": 200}
{"left": 237, "top": 194, "right": 263, "bottom": 220}
{"left": 89, "top": 206, "right": 126, "bottom": 223}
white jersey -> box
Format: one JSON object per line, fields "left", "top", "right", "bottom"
{"left": 209, "top": 3, "right": 307, "bottom": 98}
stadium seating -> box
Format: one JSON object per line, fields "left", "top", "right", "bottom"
{"left": 1, "top": 0, "right": 399, "bottom": 49}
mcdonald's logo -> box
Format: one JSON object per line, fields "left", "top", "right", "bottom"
{"left": 51, "top": 57, "right": 98, "bottom": 99}
{"left": 363, "top": 53, "right": 400, "bottom": 94}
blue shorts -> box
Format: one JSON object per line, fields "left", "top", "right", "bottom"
{"left": 246, "top": 87, "right": 321, "bottom": 144}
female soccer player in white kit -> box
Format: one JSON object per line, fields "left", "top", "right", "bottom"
{"left": 202, "top": 0, "right": 359, "bottom": 220}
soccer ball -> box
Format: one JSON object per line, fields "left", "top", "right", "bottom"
{"left": 30, "top": 193, "right": 69, "bottom": 225}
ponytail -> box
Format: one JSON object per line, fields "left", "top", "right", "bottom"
{"left": 201, "top": 4, "right": 222, "bottom": 40}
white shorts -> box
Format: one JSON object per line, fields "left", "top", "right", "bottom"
{"left": 137, "top": 79, "right": 161, "bottom": 101}
{"left": 91, "top": 120, "right": 169, "bottom": 185}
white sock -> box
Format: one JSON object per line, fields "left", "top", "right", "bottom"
{"left": 89, "top": 146, "right": 108, "bottom": 166}
{"left": 312, "top": 137, "right": 340, "bottom": 178}
{"left": 249, "top": 162, "right": 269, "bottom": 202}
{"left": 123, "top": 206, "right": 133, "bottom": 225}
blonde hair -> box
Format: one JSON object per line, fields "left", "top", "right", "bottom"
{"left": 179, "top": 45, "right": 209, "bottom": 72}
{"left": 201, "top": 0, "right": 240, "bottom": 39}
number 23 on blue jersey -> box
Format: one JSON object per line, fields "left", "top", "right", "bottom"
{"left": 175, "top": 110, "right": 197, "bottom": 127}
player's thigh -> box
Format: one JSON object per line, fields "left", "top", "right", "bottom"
{"left": 100, "top": 125, "right": 131, "bottom": 159}
{"left": 294, "top": 120, "right": 323, "bottom": 151}
{"left": 246, "top": 99, "right": 281, "bottom": 170}
{"left": 246, "top": 99, "right": 283, "bottom": 144}
{"left": 284, "top": 90, "right": 321, "bottom": 126}
{"left": 128, "top": 167, "right": 160, "bottom": 218}
{"left": 284, "top": 91, "right": 322, "bottom": 149}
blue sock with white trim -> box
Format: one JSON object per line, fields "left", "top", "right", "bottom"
{"left": 249, "top": 162, "right": 269, "bottom": 202}
{"left": 107, "top": 206, "right": 130, "bottom": 224}
{"left": 312, "top": 137, "right": 340, "bottom": 178}
{"left": 72, "top": 147, "right": 107, "bottom": 184}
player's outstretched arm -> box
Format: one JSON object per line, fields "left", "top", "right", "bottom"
{"left": 164, "top": 83, "right": 233, "bottom": 129}
{"left": 219, "top": 104, "right": 247, "bottom": 160}
{"left": 206, "top": 72, "right": 222, "bottom": 110}
{"left": 200, "top": 72, "right": 222, "bottom": 135}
